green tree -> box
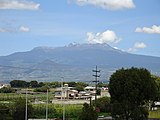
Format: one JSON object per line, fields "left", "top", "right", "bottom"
{"left": 109, "top": 67, "right": 157, "bottom": 120}
{"left": 12, "top": 98, "right": 33, "bottom": 120}
{"left": 47, "top": 81, "right": 61, "bottom": 88}
{"left": 96, "top": 96, "right": 110, "bottom": 113}
{"left": 10, "top": 80, "right": 29, "bottom": 88}
{"left": 30, "top": 80, "right": 39, "bottom": 88}
{"left": 38, "top": 82, "right": 45, "bottom": 87}
{"left": 75, "top": 84, "right": 84, "bottom": 92}
{"left": 0, "top": 104, "right": 12, "bottom": 120}
{"left": 0, "top": 87, "right": 16, "bottom": 93}
{"left": 152, "top": 75, "right": 160, "bottom": 101}
{"left": 74, "top": 82, "right": 88, "bottom": 92}
{"left": 78, "top": 103, "right": 97, "bottom": 120}
{"left": 33, "top": 85, "right": 49, "bottom": 92}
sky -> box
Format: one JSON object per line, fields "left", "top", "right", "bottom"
{"left": 0, "top": 0, "right": 160, "bottom": 57}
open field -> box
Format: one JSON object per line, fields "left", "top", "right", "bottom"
{"left": 0, "top": 92, "right": 54, "bottom": 102}
{"left": 149, "top": 108, "right": 160, "bottom": 119}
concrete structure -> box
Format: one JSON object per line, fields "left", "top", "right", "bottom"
{"left": 84, "top": 86, "right": 96, "bottom": 95}
{"left": 54, "top": 85, "right": 110, "bottom": 101}
{"left": 54, "top": 85, "right": 78, "bottom": 99}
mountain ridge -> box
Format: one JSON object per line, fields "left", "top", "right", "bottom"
{"left": 0, "top": 43, "right": 160, "bottom": 82}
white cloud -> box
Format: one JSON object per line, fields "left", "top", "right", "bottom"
{"left": 0, "top": 28, "right": 8, "bottom": 32}
{"left": 0, "top": 26, "right": 30, "bottom": 33}
{"left": 135, "top": 25, "right": 160, "bottom": 34}
{"left": 70, "top": 0, "right": 135, "bottom": 10}
{"left": 0, "top": 28, "right": 13, "bottom": 33}
{"left": 128, "top": 42, "right": 146, "bottom": 52}
{"left": 19, "top": 26, "right": 30, "bottom": 32}
{"left": 87, "top": 30, "right": 120, "bottom": 44}
{"left": 134, "top": 42, "right": 146, "bottom": 49}
{"left": 0, "top": 0, "right": 40, "bottom": 10}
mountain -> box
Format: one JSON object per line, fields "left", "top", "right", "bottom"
{"left": 0, "top": 43, "right": 160, "bottom": 82}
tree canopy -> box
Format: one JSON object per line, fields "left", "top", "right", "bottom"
{"left": 10, "top": 80, "right": 45, "bottom": 88}
{"left": 13, "top": 98, "right": 33, "bottom": 120}
{"left": 95, "top": 96, "right": 110, "bottom": 113}
{"left": 109, "top": 67, "right": 157, "bottom": 120}
{"left": 78, "top": 103, "right": 97, "bottom": 120}
{"left": 152, "top": 75, "right": 160, "bottom": 101}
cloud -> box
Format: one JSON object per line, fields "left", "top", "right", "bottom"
{"left": 128, "top": 42, "right": 147, "bottom": 52}
{"left": 135, "top": 25, "right": 160, "bottom": 34}
{"left": 0, "top": 28, "right": 9, "bottom": 32}
{"left": 0, "top": 0, "right": 40, "bottom": 10}
{"left": 0, "top": 28, "right": 14, "bottom": 33}
{"left": 86, "top": 30, "right": 120, "bottom": 44}
{"left": 134, "top": 42, "right": 146, "bottom": 49}
{"left": 70, "top": 0, "right": 135, "bottom": 10}
{"left": 0, "top": 26, "right": 30, "bottom": 33}
{"left": 19, "top": 26, "right": 30, "bottom": 32}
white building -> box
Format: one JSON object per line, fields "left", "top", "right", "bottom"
{"left": 0, "top": 84, "right": 10, "bottom": 89}
{"left": 54, "top": 84, "right": 78, "bottom": 99}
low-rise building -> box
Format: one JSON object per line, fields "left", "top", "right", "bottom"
{"left": 54, "top": 84, "right": 78, "bottom": 99}
{"left": 0, "top": 84, "right": 10, "bottom": 89}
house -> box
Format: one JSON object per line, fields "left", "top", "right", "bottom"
{"left": 84, "top": 86, "right": 96, "bottom": 95}
{"left": 0, "top": 84, "right": 10, "bottom": 89}
{"left": 54, "top": 84, "right": 78, "bottom": 99}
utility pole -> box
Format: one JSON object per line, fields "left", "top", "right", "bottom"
{"left": 61, "top": 77, "right": 64, "bottom": 107}
{"left": 61, "top": 77, "right": 65, "bottom": 120}
{"left": 25, "top": 88, "right": 28, "bottom": 120}
{"left": 46, "top": 89, "right": 48, "bottom": 120}
{"left": 92, "top": 65, "right": 100, "bottom": 108}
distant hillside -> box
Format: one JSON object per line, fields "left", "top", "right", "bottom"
{"left": 0, "top": 43, "right": 160, "bottom": 82}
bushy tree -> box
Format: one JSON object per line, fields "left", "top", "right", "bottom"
{"left": 0, "top": 104, "right": 12, "bottom": 120}
{"left": 96, "top": 96, "right": 110, "bottom": 112}
{"left": 10, "top": 80, "right": 29, "bottom": 88}
{"left": 0, "top": 87, "right": 16, "bottom": 93}
{"left": 152, "top": 75, "right": 160, "bottom": 101}
{"left": 74, "top": 82, "right": 88, "bottom": 92}
{"left": 109, "top": 67, "right": 157, "bottom": 120}
{"left": 78, "top": 103, "right": 97, "bottom": 120}
{"left": 33, "top": 85, "right": 49, "bottom": 92}
{"left": 12, "top": 98, "right": 33, "bottom": 120}
{"left": 47, "top": 81, "right": 61, "bottom": 88}
{"left": 30, "top": 81, "right": 39, "bottom": 88}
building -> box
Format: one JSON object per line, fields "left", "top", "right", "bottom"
{"left": 84, "top": 86, "right": 96, "bottom": 95}
{"left": 54, "top": 84, "right": 78, "bottom": 99}
{"left": 0, "top": 84, "right": 10, "bottom": 89}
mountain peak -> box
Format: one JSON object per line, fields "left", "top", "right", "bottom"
{"left": 32, "top": 46, "right": 55, "bottom": 52}
{"left": 67, "top": 42, "right": 80, "bottom": 47}
{"left": 66, "top": 43, "right": 120, "bottom": 52}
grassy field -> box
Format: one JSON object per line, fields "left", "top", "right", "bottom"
{"left": 149, "top": 108, "right": 160, "bottom": 118}
{"left": 0, "top": 92, "right": 54, "bottom": 102}
{"left": 31, "top": 103, "right": 83, "bottom": 119}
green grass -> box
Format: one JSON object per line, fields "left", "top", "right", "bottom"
{"left": 0, "top": 92, "right": 53, "bottom": 102}
{"left": 31, "top": 103, "right": 83, "bottom": 119}
{"left": 98, "top": 112, "right": 111, "bottom": 117}
{"left": 149, "top": 108, "right": 160, "bottom": 118}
